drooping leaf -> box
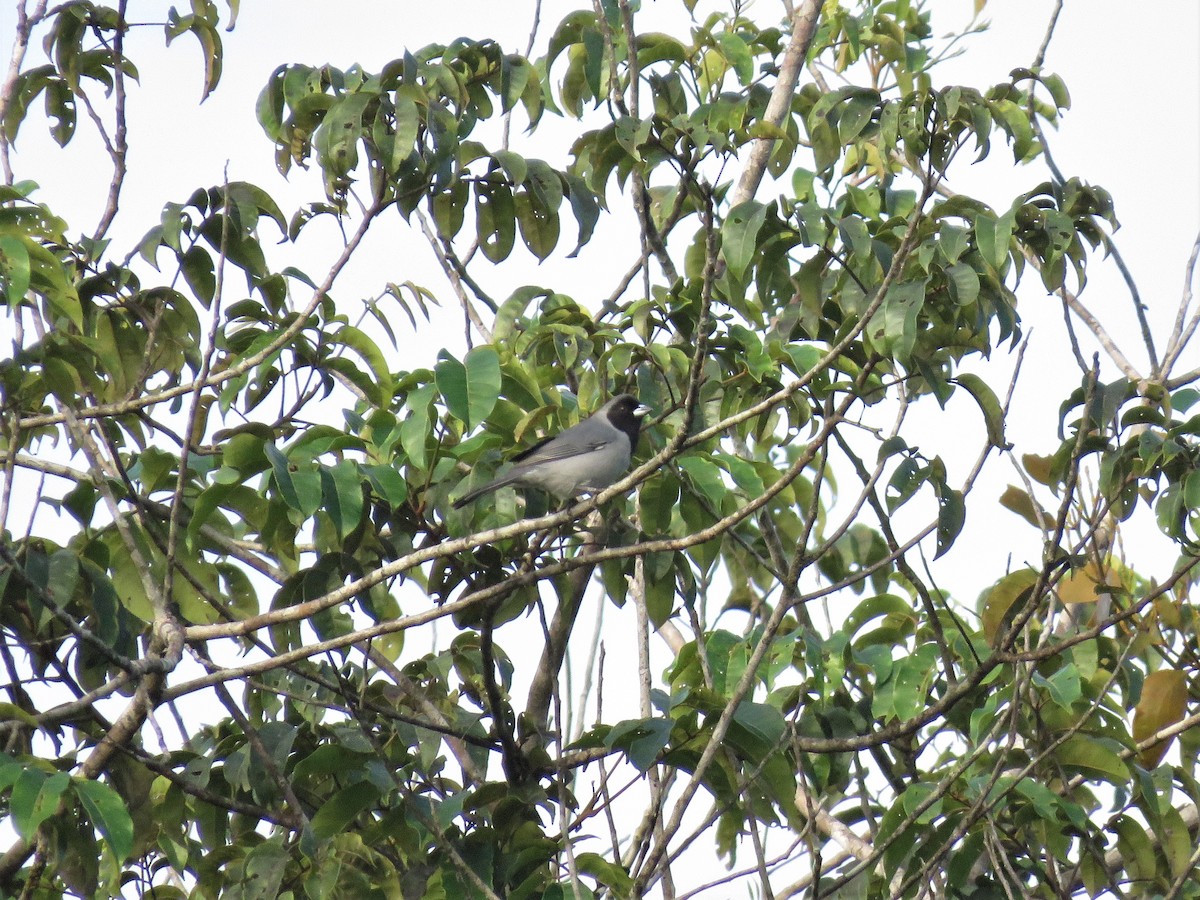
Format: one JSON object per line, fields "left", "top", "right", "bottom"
{"left": 934, "top": 484, "right": 965, "bottom": 559}
{"left": 979, "top": 569, "right": 1039, "bottom": 645}
{"left": 721, "top": 201, "right": 767, "bottom": 283}
{"left": 1056, "top": 736, "right": 1130, "bottom": 783}
{"left": 11, "top": 769, "right": 69, "bottom": 839}
{"left": 606, "top": 717, "right": 673, "bottom": 772}
{"left": 1132, "top": 669, "right": 1187, "bottom": 768}
{"left": 320, "top": 461, "right": 365, "bottom": 540}
{"left": 476, "top": 180, "right": 516, "bottom": 262}
{"left": 999, "top": 485, "right": 1049, "bottom": 529}
{"left": 953, "top": 374, "right": 1006, "bottom": 447}
{"left": 73, "top": 779, "right": 135, "bottom": 863}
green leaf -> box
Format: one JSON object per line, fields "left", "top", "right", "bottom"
{"left": 783, "top": 343, "right": 823, "bottom": 377}
{"left": 255, "top": 65, "right": 285, "bottom": 142}
{"left": 227, "top": 182, "right": 287, "bottom": 233}
{"left": 719, "top": 454, "right": 764, "bottom": 498}
{"left": 1056, "top": 736, "right": 1130, "bottom": 783}
{"left": 953, "top": 373, "right": 1006, "bottom": 446}
{"left": 0, "top": 235, "right": 31, "bottom": 306}
{"left": 643, "top": 551, "right": 676, "bottom": 628}
{"left": 838, "top": 88, "right": 880, "bottom": 143}
{"left": 330, "top": 324, "right": 394, "bottom": 405}
{"left": 242, "top": 835, "right": 289, "bottom": 899}
{"left": 808, "top": 116, "right": 839, "bottom": 174}
{"left": 732, "top": 701, "right": 786, "bottom": 746}
{"left": 434, "top": 356, "right": 468, "bottom": 425}
{"left": 526, "top": 158, "right": 564, "bottom": 209}
{"left": 990, "top": 98, "right": 1035, "bottom": 161}
{"left": 874, "top": 644, "right": 938, "bottom": 721}
{"left": 315, "top": 91, "right": 372, "bottom": 177}
{"left": 11, "top": 769, "right": 69, "bottom": 838}
{"left": 1159, "top": 804, "right": 1194, "bottom": 879}
{"left": 613, "top": 115, "right": 650, "bottom": 161}
{"left": 364, "top": 464, "right": 407, "bottom": 505}
{"left": 73, "top": 778, "right": 134, "bottom": 862}
{"left": 1041, "top": 72, "right": 1071, "bottom": 110}
{"left": 575, "top": 852, "right": 634, "bottom": 896}
{"left": 944, "top": 261, "right": 979, "bottom": 306}
{"left": 435, "top": 346, "right": 500, "bottom": 431}
{"left": 181, "top": 246, "right": 215, "bottom": 307}
{"left": 1033, "top": 663, "right": 1081, "bottom": 709}
{"left": 265, "top": 443, "right": 301, "bottom": 511}
{"left": 606, "top": 717, "right": 672, "bottom": 772}
{"left": 1112, "top": 814, "right": 1156, "bottom": 882}
{"left": 1014, "top": 777, "right": 1061, "bottom": 820}
{"left": 389, "top": 89, "right": 421, "bottom": 170}
{"left": 46, "top": 549, "right": 79, "bottom": 605}
{"left": 563, "top": 173, "right": 600, "bottom": 256}
{"left": 476, "top": 181, "right": 516, "bottom": 262}
{"left": 868, "top": 279, "right": 927, "bottom": 362}
{"left": 399, "top": 383, "right": 436, "bottom": 471}
{"left": 515, "top": 183, "right": 560, "bottom": 260}
{"left": 934, "top": 484, "right": 965, "bottom": 559}
{"left": 320, "top": 461, "right": 364, "bottom": 539}
{"left": 721, "top": 201, "right": 767, "bottom": 283}
{"left": 274, "top": 449, "right": 322, "bottom": 519}
{"left": 843, "top": 594, "right": 917, "bottom": 645}
{"left": 974, "top": 208, "right": 1015, "bottom": 270}
{"left": 310, "top": 780, "right": 381, "bottom": 841}
{"left": 713, "top": 31, "right": 753, "bottom": 84}
{"left": 678, "top": 456, "right": 725, "bottom": 506}
{"left": 493, "top": 285, "right": 545, "bottom": 341}
{"left": 886, "top": 457, "right": 925, "bottom": 513}
{"left": 639, "top": 473, "right": 678, "bottom": 534}
{"left": 164, "top": 11, "right": 223, "bottom": 101}
{"left": 499, "top": 55, "right": 532, "bottom": 114}
{"left": 492, "top": 149, "right": 528, "bottom": 187}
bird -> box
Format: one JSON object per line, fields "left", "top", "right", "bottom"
{"left": 452, "top": 394, "right": 650, "bottom": 509}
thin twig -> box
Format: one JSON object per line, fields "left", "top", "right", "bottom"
{"left": 0, "top": 0, "right": 51, "bottom": 183}
{"left": 1159, "top": 228, "right": 1200, "bottom": 382}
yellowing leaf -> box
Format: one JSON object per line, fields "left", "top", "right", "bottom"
{"left": 1132, "top": 669, "right": 1188, "bottom": 768}
{"left": 1153, "top": 596, "right": 1182, "bottom": 630}
{"left": 1021, "top": 453, "right": 1055, "bottom": 486}
{"left": 999, "top": 485, "right": 1048, "bottom": 528}
{"left": 979, "top": 569, "right": 1038, "bottom": 645}
{"left": 1056, "top": 560, "right": 1120, "bottom": 605}
{"left": 1057, "top": 736, "right": 1130, "bottom": 782}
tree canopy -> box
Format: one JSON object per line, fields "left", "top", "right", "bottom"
{"left": 1, "top": 0, "right": 1199, "bottom": 897}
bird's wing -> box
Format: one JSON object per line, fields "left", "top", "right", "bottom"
{"left": 509, "top": 432, "right": 556, "bottom": 463}
{"left": 510, "top": 430, "right": 615, "bottom": 465}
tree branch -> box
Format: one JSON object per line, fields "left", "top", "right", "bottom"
{"left": 730, "top": 0, "right": 821, "bottom": 208}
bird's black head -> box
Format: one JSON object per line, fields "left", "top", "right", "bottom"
{"left": 604, "top": 394, "right": 651, "bottom": 446}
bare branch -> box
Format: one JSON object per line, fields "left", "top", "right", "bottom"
{"left": 730, "top": 0, "right": 821, "bottom": 208}
{"left": 1159, "top": 228, "right": 1200, "bottom": 381}
{"left": 0, "top": 0, "right": 51, "bottom": 184}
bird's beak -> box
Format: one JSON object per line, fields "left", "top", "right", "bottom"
{"left": 634, "top": 404, "right": 651, "bottom": 418}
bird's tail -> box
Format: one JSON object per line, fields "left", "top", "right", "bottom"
{"left": 451, "top": 472, "right": 516, "bottom": 509}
